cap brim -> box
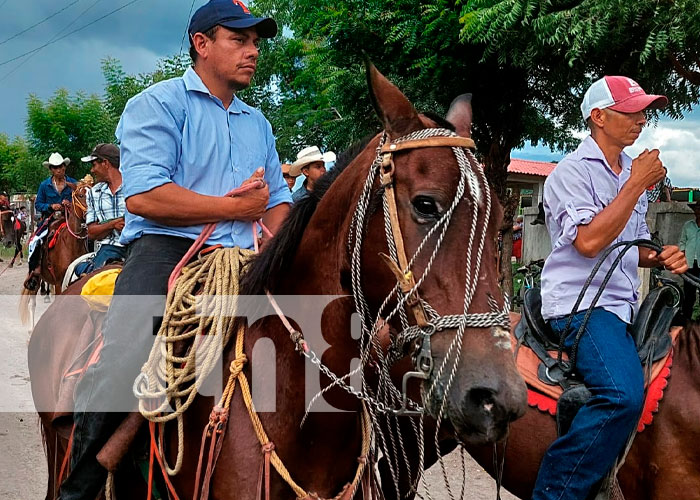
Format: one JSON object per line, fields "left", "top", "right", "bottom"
{"left": 219, "top": 17, "right": 278, "bottom": 38}
{"left": 609, "top": 94, "right": 668, "bottom": 114}
{"left": 81, "top": 155, "right": 98, "bottom": 163}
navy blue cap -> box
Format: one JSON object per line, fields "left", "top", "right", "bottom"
{"left": 188, "top": 0, "right": 277, "bottom": 38}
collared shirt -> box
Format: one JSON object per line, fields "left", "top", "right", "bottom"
{"left": 116, "top": 67, "right": 292, "bottom": 247}
{"left": 86, "top": 182, "right": 126, "bottom": 248}
{"left": 35, "top": 176, "right": 78, "bottom": 215}
{"left": 679, "top": 218, "right": 700, "bottom": 266}
{"left": 292, "top": 180, "right": 310, "bottom": 202}
{"left": 541, "top": 135, "right": 650, "bottom": 323}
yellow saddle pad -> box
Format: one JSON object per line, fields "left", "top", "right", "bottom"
{"left": 80, "top": 268, "right": 121, "bottom": 311}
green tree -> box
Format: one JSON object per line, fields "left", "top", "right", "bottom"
{"left": 249, "top": 0, "right": 700, "bottom": 292}
{"left": 26, "top": 89, "right": 116, "bottom": 180}
{"left": 0, "top": 134, "right": 43, "bottom": 192}
{"left": 102, "top": 54, "right": 191, "bottom": 119}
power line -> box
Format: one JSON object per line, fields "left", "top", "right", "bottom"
{"left": 0, "top": 0, "right": 143, "bottom": 68}
{"left": 0, "top": 0, "right": 82, "bottom": 46}
{"left": 0, "top": 0, "right": 105, "bottom": 84}
{"left": 179, "top": 0, "right": 197, "bottom": 55}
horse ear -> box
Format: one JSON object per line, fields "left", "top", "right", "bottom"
{"left": 365, "top": 60, "right": 422, "bottom": 138}
{"left": 445, "top": 94, "right": 473, "bottom": 138}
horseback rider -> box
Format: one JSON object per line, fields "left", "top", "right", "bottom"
{"left": 8, "top": 205, "right": 27, "bottom": 268}
{"left": 58, "top": 1, "right": 290, "bottom": 499}
{"left": 534, "top": 76, "right": 688, "bottom": 500}
{"left": 75, "top": 144, "right": 127, "bottom": 275}
{"left": 289, "top": 145, "right": 336, "bottom": 201}
{"left": 25, "top": 152, "right": 77, "bottom": 289}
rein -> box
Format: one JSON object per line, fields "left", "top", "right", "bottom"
{"left": 56, "top": 185, "right": 91, "bottom": 240}
{"left": 557, "top": 239, "right": 700, "bottom": 378}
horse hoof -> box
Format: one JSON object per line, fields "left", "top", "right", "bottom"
{"left": 8, "top": 263, "right": 13, "bottom": 269}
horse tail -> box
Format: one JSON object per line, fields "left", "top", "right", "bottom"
{"left": 37, "top": 413, "right": 60, "bottom": 500}
{"left": 19, "top": 287, "right": 35, "bottom": 326}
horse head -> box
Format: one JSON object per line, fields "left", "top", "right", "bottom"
{"left": 71, "top": 178, "right": 93, "bottom": 222}
{"left": 354, "top": 63, "right": 527, "bottom": 444}
{"left": 0, "top": 210, "right": 14, "bottom": 247}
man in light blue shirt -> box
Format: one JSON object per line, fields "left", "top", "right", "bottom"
{"left": 534, "top": 76, "right": 687, "bottom": 500}
{"left": 60, "top": 2, "right": 290, "bottom": 498}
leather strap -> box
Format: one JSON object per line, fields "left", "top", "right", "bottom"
{"left": 377, "top": 134, "right": 475, "bottom": 329}
{"left": 380, "top": 155, "right": 429, "bottom": 328}
{"left": 380, "top": 136, "right": 475, "bottom": 153}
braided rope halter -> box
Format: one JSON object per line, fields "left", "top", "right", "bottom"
{"left": 294, "top": 127, "right": 511, "bottom": 499}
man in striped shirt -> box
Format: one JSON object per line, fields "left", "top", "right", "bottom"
{"left": 82, "top": 144, "right": 127, "bottom": 270}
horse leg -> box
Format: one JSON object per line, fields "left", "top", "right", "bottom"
{"left": 41, "top": 281, "right": 51, "bottom": 303}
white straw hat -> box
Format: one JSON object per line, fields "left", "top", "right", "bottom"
{"left": 289, "top": 146, "right": 336, "bottom": 177}
{"left": 42, "top": 152, "right": 71, "bottom": 168}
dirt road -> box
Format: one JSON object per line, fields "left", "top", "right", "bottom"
{"left": 0, "top": 263, "right": 518, "bottom": 499}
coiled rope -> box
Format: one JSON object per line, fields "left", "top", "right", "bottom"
{"left": 134, "top": 246, "right": 253, "bottom": 475}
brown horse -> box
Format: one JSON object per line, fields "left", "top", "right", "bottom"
{"left": 0, "top": 207, "right": 25, "bottom": 262}
{"left": 29, "top": 65, "right": 527, "bottom": 499}
{"left": 20, "top": 182, "right": 90, "bottom": 324}
{"left": 463, "top": 317, "right": 700, "bottom": 500}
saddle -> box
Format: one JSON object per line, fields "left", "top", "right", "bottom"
{"left": 515, "top": 286, "right": 678, "bottom": 435}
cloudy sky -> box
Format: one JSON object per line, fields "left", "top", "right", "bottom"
{"left": 0, "top": 0, "right": 698, "bottom": 188}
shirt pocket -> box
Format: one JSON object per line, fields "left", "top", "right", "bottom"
{"left": 592, "top": 189, "right": 615, "bottom": 209}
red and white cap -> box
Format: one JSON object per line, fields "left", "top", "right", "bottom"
{"left": 580, "top": 76, "right": 668, "bottom": 121}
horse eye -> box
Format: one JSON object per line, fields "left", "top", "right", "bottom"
{"left": 411, "top": 195, "right": 441, "bottom": 222}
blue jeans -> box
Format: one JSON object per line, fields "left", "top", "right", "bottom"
{"left": 532, "top": 308, "right": 644, "bottom": 500}
{"left": 75, "top": 244, "right": 128, "bottom": 277}
{"left": 93, "top": 244, "right": 128, "bottom": 268}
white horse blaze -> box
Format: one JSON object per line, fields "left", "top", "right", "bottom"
{"left": 492, "top": 326, "right": 512, "bottom": 350}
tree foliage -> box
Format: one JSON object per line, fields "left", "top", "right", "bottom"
{"left": 248, "top": 0, "right": 700, "bottom": 295}
{"left": 25, "top": 89, "right": 116, "bottom": 180}
{"left": 0, "top": 134, "right": 42, "bottom": 193}
{"left": 249, "top": 0, "right": 700, "bottom": 191}
{"left": 102, "top": 54, "right": 191, "bottom": 119}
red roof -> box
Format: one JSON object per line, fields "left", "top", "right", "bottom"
{"left": 507, "top": 158, "right": 556, "bottom": 177}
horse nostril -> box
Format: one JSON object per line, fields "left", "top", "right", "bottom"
{"left": 468, "top": 386, "right": 497, "bottom": 411}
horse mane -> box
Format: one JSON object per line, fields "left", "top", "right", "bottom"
{"left": 240, "top": 135, "right": 377, "bottom": 296}
{"left": 240, "top": 113, "right": 456, "bottom": 296}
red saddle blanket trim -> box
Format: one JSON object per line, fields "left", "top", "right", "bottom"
{"left": 526, "top": 352, "right": 673, "bottom": 433}
{"left": 48, "top": 222, "right": 67, "bottom": 249}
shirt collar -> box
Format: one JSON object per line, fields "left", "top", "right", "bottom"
{"left": 183, "top": 67, "right": 250, "bottom": 115}
{"left": 577, "top": 135, "right": 633, "bottom": 174}
{"left": 98, "top": 181, "right": 122, "bottom": 192}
